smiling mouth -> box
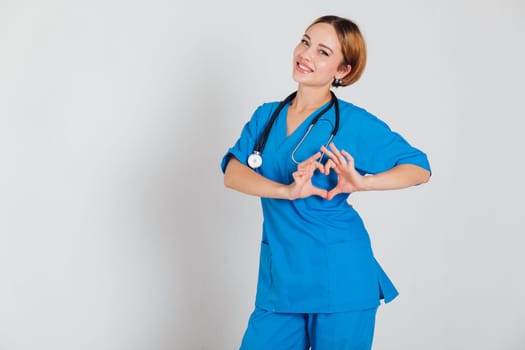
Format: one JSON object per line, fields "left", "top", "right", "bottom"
{"left": 296, "top": 61, "right": 313, "bottom": 73}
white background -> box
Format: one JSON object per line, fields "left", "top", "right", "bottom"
{"left": 1, "top": 0, "right": 524, "bottom": 349}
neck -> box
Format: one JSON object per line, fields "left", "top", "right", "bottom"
{"left": 292, "top": 86, "right": 332, "bottom": 112}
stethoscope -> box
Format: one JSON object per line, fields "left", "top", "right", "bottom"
{"left": 247, "top": 90, "right": 340, "bottom": 169}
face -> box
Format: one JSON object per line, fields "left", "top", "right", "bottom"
{"left": 292, "top": 22, "right": 351, "bottom": 88}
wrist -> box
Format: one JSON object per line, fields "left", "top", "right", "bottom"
{"left": 279, "top": 183, "right": 294, "bottom": 200}
{"left": 360, "top": 175, "right": 374, "bottom": 191}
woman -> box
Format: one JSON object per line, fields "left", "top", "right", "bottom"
{"left": 221, "top": 15, "right": 431, "bottom": 350}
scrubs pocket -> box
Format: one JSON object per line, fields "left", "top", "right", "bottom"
{"left": 255, "top": 242, "right": 273, "bottom": 303}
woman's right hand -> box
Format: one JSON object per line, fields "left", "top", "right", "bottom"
{"left": 288, "top": 152, "right": 328, "bottom": 200}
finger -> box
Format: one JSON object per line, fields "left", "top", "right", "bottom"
{"left": 298, "top": 162, "right": 313, "bottom": 171}
{"left": 322, "top": 144, "right": 345, "bottom": 166}
{"left": 329, "top": 143, "right": 347, "bottom": 165}
{"left": 298, "top": 152, "right": 321, "bottom": 170}
{"left": 341, "top": 150, "right": 354, "bottom": 164}
{"left": 320, "top": 145, "right": 337, "bottom": 163}
{"left": 329, "top": 142, "right": 340, "bottom": 153}
{"left": 312, "top": 187, "right": 328, "bottom": 199}
{"left": 305, "top": 151, "right": 322, "bottom": 163}
{"left": 322, "top": 159, "right": 332, "bottom": 175}
{"left": 324, "top": 159, "right": 342, "bottom": 175}
{"left": 327, "top": 187, "right": 342, "bottom": 200}
{"left": 323, "top": 159, "right": 333, "bottom": 175}
{"left": 293, "top": 169, "right": 308, "bottom": 179}
{"left": 314, "top": 161, "right": 325, "bottom": 174}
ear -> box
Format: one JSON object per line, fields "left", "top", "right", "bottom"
{"left": 336, "top": 64, "right": 352, "bottom": 80}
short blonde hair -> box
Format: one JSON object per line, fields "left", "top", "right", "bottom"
{"left": 307, "top": 16, "right": 367, "bottom": 87}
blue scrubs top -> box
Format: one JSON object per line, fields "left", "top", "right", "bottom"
{"left": 221, "top": 97, "right": 431, "bottom": 313}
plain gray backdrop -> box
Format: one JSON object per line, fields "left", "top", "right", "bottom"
{"left": 1, "top": 0, "right": 524, "bottom": 349}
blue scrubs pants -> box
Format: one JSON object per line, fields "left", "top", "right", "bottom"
{"left": 239, "top": 307, "right": 378, "bottom": 350}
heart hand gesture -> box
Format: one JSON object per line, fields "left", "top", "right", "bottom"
{"left": 321, "top": 143, "right": 366, "bottom": 200}
{"left": 287, "top": 152, "right": 328, "bottom": 200}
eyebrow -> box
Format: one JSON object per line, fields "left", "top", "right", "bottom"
{"left": 303, "top": 34, "right": 334, "bottom": 54}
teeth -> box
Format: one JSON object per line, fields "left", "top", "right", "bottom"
{"left": 298, "top": 63, "right": 312, "bottom": 72}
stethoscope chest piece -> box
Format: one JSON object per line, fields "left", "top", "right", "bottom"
{"left": 248, "top": 151, "right": 263, "bottom": 169}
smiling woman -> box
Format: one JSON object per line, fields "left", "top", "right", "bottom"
{"left": 293, "top": 17, "right": 366, "bottom": 88}
{"left": 222, "top": 15, "right": 430, "bottom": 350}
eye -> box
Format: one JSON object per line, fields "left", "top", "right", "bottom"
{"left": 319, "top": 50, "right": 329, "bottom": 56}
{"left": 301, "top": 39, "right": 310, "bottom": 46}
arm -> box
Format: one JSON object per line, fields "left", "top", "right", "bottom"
{"left": 360, "top": 163, "right": 430, "bottom": 191}
{"left": 321, "top": 144, "right": 430, "bottom": 200}
{"left": 224, "top": 154, "right": 328, "bottom": 200}
{"left": 224, "top": 157, "right": 289, "bottom": 198}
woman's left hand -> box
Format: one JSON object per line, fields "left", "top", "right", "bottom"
{"left": 321, "top": 143, "right": 366, "bottom": 200}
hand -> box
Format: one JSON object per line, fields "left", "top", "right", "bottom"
{"left": 288, "top": 152, "right": 328, "bottom": 200}
{"left": 321, "top": 143, "right": 366, "bottom": 200}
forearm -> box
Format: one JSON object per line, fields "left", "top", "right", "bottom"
{"left": 361, "top": 164, "right": 430, "bottom": 191}
{"left": 223, "top": 157, "right": 290, "bottom": 199}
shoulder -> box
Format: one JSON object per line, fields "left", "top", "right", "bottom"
{"left": 337, "top": 98, "right": 391, "bottom": 130}
{"left": 258, "top": 101, "right": 280, "bottom": 111}
{"left": 250, "top": 101, "right": 280, "bottom": 121}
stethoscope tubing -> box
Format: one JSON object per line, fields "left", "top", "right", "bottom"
{"left": 249, "top": 90, "right": 340, "bottom": 169}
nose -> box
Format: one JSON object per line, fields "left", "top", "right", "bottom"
{"left": 299, "top": 46, "right": 314, "bottom": 61}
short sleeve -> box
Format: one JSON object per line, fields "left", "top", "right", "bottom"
{"left": 352, "top": 112, "right": 431, "bottom": 175}
{"left": 220, "top": 104, "right": 270, "bottom": 173}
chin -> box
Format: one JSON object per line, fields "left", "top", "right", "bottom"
{"left": 293, "top": 79, "right": 331, "bottom": 90}
{"left": 292, "top": 73, "right": 314, "bottom": 85}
